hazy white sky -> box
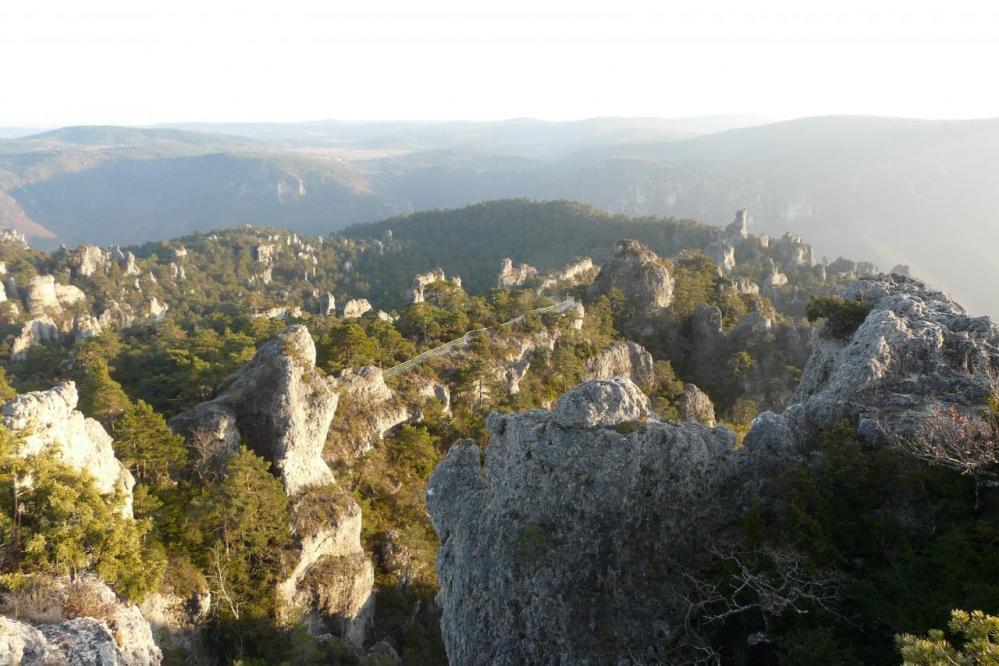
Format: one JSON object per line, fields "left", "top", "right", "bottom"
{"left": 2, "top": 0, "right": 999, "bottom": 126}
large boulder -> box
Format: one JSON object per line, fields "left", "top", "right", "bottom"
{"left": 587, "top": 240, "right": 674, "bottom": 316}
{"left": 2, "top": 382, "right": 135, "bottom": 516}
{"left": 583, "top": 340, "right": 657, "bottom": 390}
{"left": 169, "top": 325, "right": 337, "bottom": 495}
{"left": 679, "top": 383, "right": 717, "bottom": 427}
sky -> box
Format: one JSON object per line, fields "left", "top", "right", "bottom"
{"left": 2, "top": 0, "right": 999, "bottom": 127}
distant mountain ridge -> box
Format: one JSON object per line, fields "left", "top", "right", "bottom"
{"left": 1, "top": 115, "right": 998, "bottom": 312}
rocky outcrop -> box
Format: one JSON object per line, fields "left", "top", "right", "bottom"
{"left": 139, "top": 590, "right": 210, "bottom": 662}
{"left": 427, "top": 380, "right": 762, "bottom": 664}
{"left": 408, "top": 269, "right": 462, "bottom": 305}
{"left": 2, "top": 382, "right": 136, "bottom": 516}
{"left": 75, "top": 245, "right": 110, "bottom": 277}
{"left": 320, "top": 292, "right": 336, "bottom": 316}
{"left": 750, "top": 274, "right": 999, "bottom": 448}
{"left": 169, "top": 325, "right": 337, "bottom": 495}
{"left": 112, "top": 247, "right": 141, "bottom": 276}
{"left": 26, "top": 275, "right": 60, "bottom": 315}
{"left": 536, "top": 257, "right": 595, "bottom": 294}
{"left": 679, "top": 383, "right": 716, "bottom": 427}
{"left": 725, "top": 208, "right": 749, "bottom": 241}
{"left": 147, "top": 298, "right": 168, "bottom": 322}
{"left": 497, "top": 258, "right": 539, "bottom": 289}
{"left": 587, "top": 240, "right": 674, "bottom": 318}
{"left": 688, "top": 304, "right": 812, "bottom": 411}
{"left": 10, "top": 317, "right": 59, "bottom": 362}
{"left": 342, "top": 299, "right": 372, "bottom": 319}
{"left": 0, "top": 576, "right": 161, "bottom": 665}
{"left": 708, "top": 241, "right": 735, "bottom": 272}
{"left": 72, "top": 313, "right": 103, "bottom": 341}
{"left": 170, "top": 326, "right": 374, "bottom": 646}
{"left": 583, "top": 341, "right": 657, "bottom": 390}
{"left": 771, "top": 232, "right": 813, "bottom": 267}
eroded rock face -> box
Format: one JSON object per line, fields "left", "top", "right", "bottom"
{"left": 497, "top": 258, "right": 539, "bottom": 289}
{"left": 679, "top": 383, "right": 716, "bottom": 427}
{"left": 583, "top": 341, "right": 657, "bottom": 390}
{"left": 553, "top": 378, "right": 655, "bottom": 428}
{"left": 536, "top": 257, "right": 595, "bottom": 294}
{"left": 27, "top": 275, "right": 60, "bottom": 315}
{"left": 2, "top": 382, "right": 135, "bottom": 516}
{"left": 752, "top": 274, "right": 999, "bottom": 447}
{"left": 10, "top": 317, "right": 60, "bottom": 362}
{"left": 408, "top": 269, "right": 462, "bottom": 304}
{"left": 170, "top": 325, "right": 337, "bottom": 495}
{"left": 0, "top": 576, "right": 161, "bottom": 666}
{"left": 342, "top": 298, "right": 372, "bottom": 319}
{"left": 588, "top": 240, "right": 674, "bottom": 315}
{"left": 427, "top": 380, "right": 769, "bottom": 665}
{"left": 75, "top": 245, "right": 109, "bottom": 277}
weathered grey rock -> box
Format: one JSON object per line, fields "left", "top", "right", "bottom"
{"left": 771, "top": 232, "right": 814, "bottom": 267}
{"left": 342, "top": 298, "right": 372, "bottom": 319}
{"left": 73, "top": 313, "right": 103, "bottom": 341}
{"left": 147, "top": 298, "right": 168, "bottom": 322}
{"left": 554, "top": 378, "right": 655, "bottom": 428}
{"left": 890, "top": 264, "right": 912, "bottom": 276}
{"left": 55, "top": 283, "right": 86, "bottom": 307}
{"left": 587, "top": 240, "right": 673, "bottom": 332}
{"left": 139, "top": 590, "right": 210, "bottom": 662}
{"left": 408, "top": 269, "right": 462, "bottom": 304}
{"left": 75, "top": 245, "right": 110, "bottom": 277}
{"left": 536, "top": 257, "right": 595, "bottom": 294}
{"left": 427, "top": 380, "right": 777, "bottom": 665}
{"left": 750, "top": 274, "right": 999, "bottom": 448}
{"left": 708, "top": 241, "right": 736, "bottom": 272}
{"left": 10, "top": 317, "right": 60, "bottom": 362}
{"left": 583, "top": 341, "right": 657, "bottom": 390}
{"left": 3, "top": 277, "right": 17, "bottom": 301}
{"left": 2, "top": 382, "right": 136, "bottom": 516}
{"left": 679, "top": 383, "right": 717, "bottom": 427}
{"left": 319, "top": 292, "right": 336, "bottom": 316}
{"left": 497, "top": 258, "right": 539, "bottom": 289}
{"left": 170, "top": 325, "right": 337, "bottom": 495}
{"left": 725, "top": 208, "right": 750, "bottom": 240}
{"left": 112, "top": 247, "right": 140, "bottom": 276}
{"left": 27, "top": 275, "right": 60, "bottom": 314}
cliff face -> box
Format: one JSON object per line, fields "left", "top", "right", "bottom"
{"left": 170, "top": 325, "right": 338, "bottom": 495}
{"left": 2, "top": 382, "right": 135, "bottom": 516}
{"left": 169, "top": 325, "right": 374, "bottom": 646}
{"left": 427, "top": 275, "right": 999, "bottom": 665}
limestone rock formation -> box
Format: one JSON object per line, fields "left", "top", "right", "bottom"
{"left": 890, "top": 264, "right": 912, "bottom": 276}
{"left": 679, "top": 383, "right": 716, "bottom": 427}
{"left": 725, "top": 208, "right": 750, "bottom": 240}
{"left": 112, "top": 247, "right": 141, "bottom": 276}
{"left": 330, "top": 367, "right": 417, "bottom": 459}
{"left": 708, "top": 241, "right": 735, "bottom": 272}
{"left": 536, "top": 257, "right": 595, "bottom": 294}
{"left": 72, "top": 313, "right": 103, "bottom": 341}
{"left": 320, "top": 292, "right": 336, "bottom": 316}
{"left": 75, "top": 245, "right": 110, "bottom": 277}
{"left": 427, "top": 380, "right": 760, "bottom": 664}
{"left": 139, "top": 590, "right": 211, "bottom": 661}
{"left": 407, "top": 269, "right": 462, "bottom": 304}
{"left": 27, "top": 275, "right": 60, "bottom": 315}
{"left": 588, "top": 240, "right": 674, "bottom": 315}
{"left": 771, "top": 232, "right": 814, "bottom": 267}
{"left": 169, "top": 325, "right": 337, "bottom": 495}
{"left": 342, "top": 299, "right": 372, "bottom": 319}
{"left": 147, "top": 298, "right": 168, "bottom": 322}
{"left": 583, "top": 341, "right": 657, "bottom": 390}
{"left": 170, "top": 326, "right": 374, "bottom": 646}
{"left": 497, "top": 258, "right": 539, "bottom": 289}
{"left": 2, "top": 382, "right": 136, "bottom": 516}
{"left": 751, "top": 274, "right": 999, "bottom": 448}
{"left": 10, "top": 317, "right": 60, "bottom": 362}
{"left": 0, "top": 576, "right": 161, "bottom": 665}
{"left": 553, "top": 377, "right": 655, "bottom": 428}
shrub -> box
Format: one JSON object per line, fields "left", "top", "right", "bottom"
{"left": 805, "top": 296, "right": 872, "bottom": 338}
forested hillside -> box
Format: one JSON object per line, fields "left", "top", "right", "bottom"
{"left": 0, "top": 201, "right": 994, "bottom": 664}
